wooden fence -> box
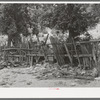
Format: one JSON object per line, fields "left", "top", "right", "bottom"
{"left": 2, "top": 39, "right": 100, "bottom": 69}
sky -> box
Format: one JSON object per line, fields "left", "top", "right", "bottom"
{"left": 88, "top": 24, "right": 100, "bottom": 39}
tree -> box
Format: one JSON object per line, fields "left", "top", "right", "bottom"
{"left": 41, "top": 4, "right": 100, "bottom": 41}
{"left": 1, "top": 4, "right": 99, "bottom": 47}
{"left": 26, "top": 4, "right": 55, "bottom": 43}
{"left": 0, "top": 4, "right": 55, "bottom": 47}
{"left": 0, "top": 4, "right": 31, "bottom": 47}
{"left": 27, "top": 4, "right": 55, "bottom": 32}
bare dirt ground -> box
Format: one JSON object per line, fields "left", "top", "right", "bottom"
{"left": 0, "top": 67, "right": 100, "bottom": 87}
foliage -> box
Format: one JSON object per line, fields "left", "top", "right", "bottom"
{"left": 28, "top": 4, "right": 55, "bottom": 34}
{"left": 41, "top": 4, "right": 100, "bottom": 38}
{"left": 1, "top": 4, "right": 30, "bottom": 36}
{"left": 0, "top": 4, "right": 31, "bottom": 46}
{"left": 0, "top": 4, "right": 100, "bottom": 46}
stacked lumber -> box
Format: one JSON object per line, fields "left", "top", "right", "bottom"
{"left": 50, "top": 36, "right": 65, "bottom": 67}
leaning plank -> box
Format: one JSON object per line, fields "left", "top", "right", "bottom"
{"left": 92, "top": 43, "right": 97, "bottom": 67}
{"left": 50, "top": 36, "right": 65, "bottom": 67}
{"left": 72, "top": 38, "right": 81, "bottom": 66}
{"left": 64, "top": 42, "right": 73, "bottom": 65}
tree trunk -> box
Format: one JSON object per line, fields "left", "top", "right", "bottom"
{"left": 36, "top": 34, "right": 40, "bottom": 43}
{"left": 7, "top": 33, "right": 21, "bottom": 47}
{"left": 67, "top": 28, "right": 81, "bottom": 66}
{"left": 8, "top": 34, "right": 12, "bottom": 47}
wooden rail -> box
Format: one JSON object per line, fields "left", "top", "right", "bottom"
{"left": 2, "top": 39, "right": 100, "bottom": 68}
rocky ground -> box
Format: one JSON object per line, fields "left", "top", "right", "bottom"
{"left": 0, "top": 66, "right": 100, "bottom": 87}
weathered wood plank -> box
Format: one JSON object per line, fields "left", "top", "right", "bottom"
{"left": 64, "top": 42, "right": 73, "bottom": 65}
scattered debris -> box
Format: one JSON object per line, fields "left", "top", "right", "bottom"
{"left": 0, "top": 59, "right": 98, "bottom": 80}
{"left": 91, "top": 68, "right": 98, "bottom": 77}
{"left": 27, "top": 82, "right": 32, "bottom": 85}
{"left": 70, "top": 82, "right": 77, "bottom": 86}
{"left": 95, "top": 77, "right": 100, "bottom": 81}
{"left": 0, "top": 60, "right": 30, "bottom": 70}
{"left": 30, "top": 62, "right": 97, "bottom": 80}
{"left": 0, "top": 61, "right": 7, "bottom": 69}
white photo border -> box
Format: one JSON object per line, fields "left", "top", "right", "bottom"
{"left": 0, "top": 1, "right": 100, "bottom": 98}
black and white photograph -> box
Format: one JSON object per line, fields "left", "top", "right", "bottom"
{"left": 0, "top": 2, "right": 100, "bottom": 88}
